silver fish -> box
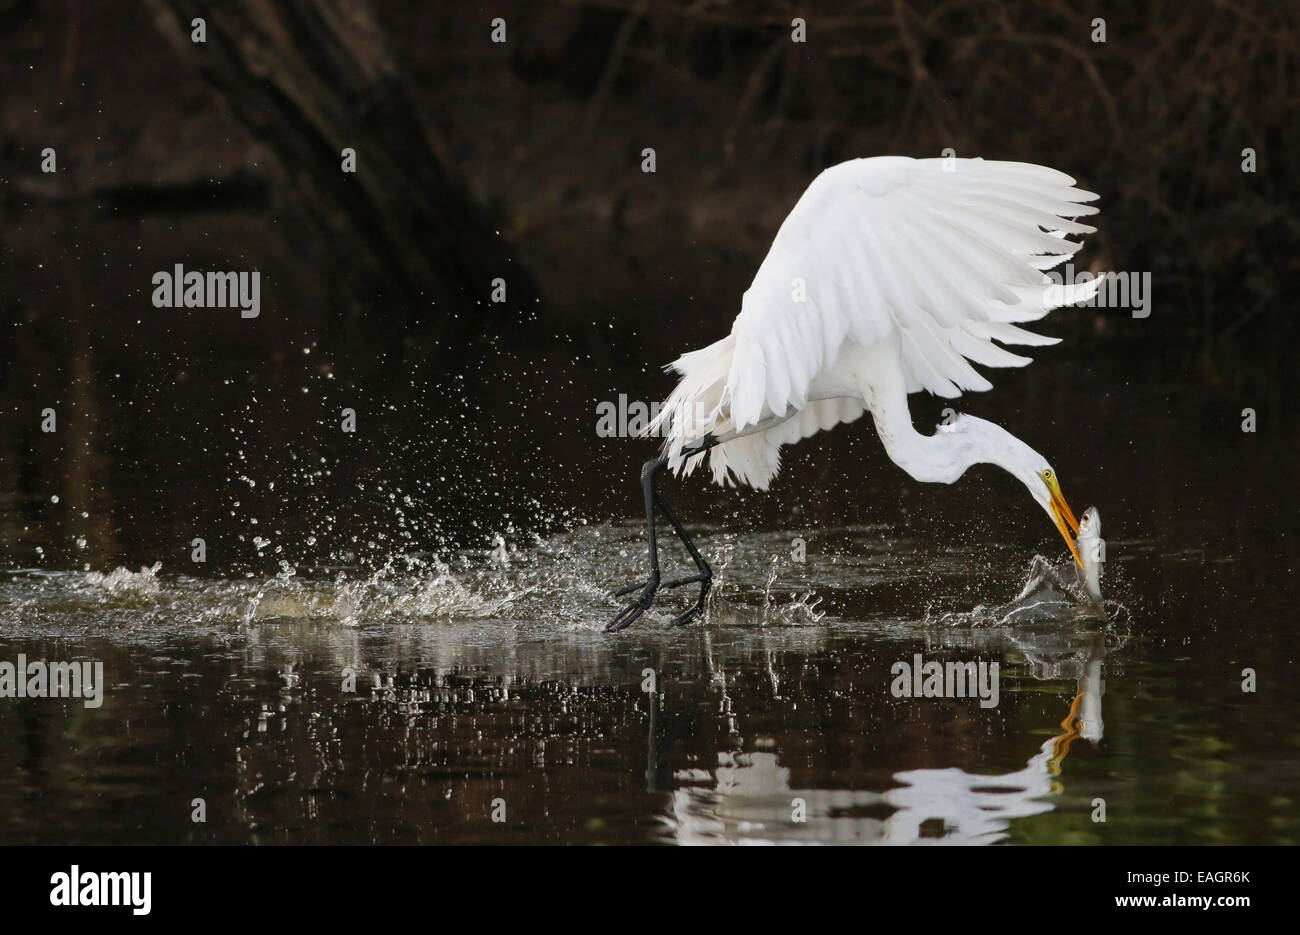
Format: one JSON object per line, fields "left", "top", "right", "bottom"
{"left": 1075, "top": 506, "right": 1104, "bottom": 606}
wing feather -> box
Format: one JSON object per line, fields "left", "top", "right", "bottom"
{"left": 725, "top": 156, "right": 1100, "bottom": 427}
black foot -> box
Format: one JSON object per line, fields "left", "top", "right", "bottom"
{"left": 611, "top": 573, "right": 707, "bottom": 599}
{"left": 669, "top": 574, "right": 711, "bottom": 627}
{"left": 606, "top": 578, "right": 659, "bottom": 633}
{"left": 608, "top": 573, "right": 710, "bottom": 630}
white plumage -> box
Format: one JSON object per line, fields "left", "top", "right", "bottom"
{"left": 647, "top": 156, "right": 1101, "bottom": 491}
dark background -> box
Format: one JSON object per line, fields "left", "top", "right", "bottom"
{"left": 1, "top": 0, "right": 1294, "bottom": 574}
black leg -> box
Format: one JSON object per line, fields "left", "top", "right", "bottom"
{"left": 606, "top": 456, "right": 666, "bottom": 632}
{"left": 653, "top": 488, "right": 712, "bottom": 626}
{"left": 607, "top": 443, "right": 716, "bottom": 632}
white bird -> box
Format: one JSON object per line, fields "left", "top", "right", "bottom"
{"left": 608, "top": 156, "right": 1098, "bottom": 632}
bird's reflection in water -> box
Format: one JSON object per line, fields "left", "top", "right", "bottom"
{"left": 658, "top": 626, "right": 1112, "bottom": 845}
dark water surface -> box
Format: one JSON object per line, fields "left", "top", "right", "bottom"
{"left": 0, "top": 297, "right": 1296, "bottom": 845}
{"left": 1, "top": 393, "right": 1296, "bottom": 844}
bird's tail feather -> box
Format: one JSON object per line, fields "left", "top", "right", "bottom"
{"left": 701, "top": 396, "right": 866, "bottom": 489}
{"left": 646, "top": 335, "right": 865, "bottom": 490}
{"left": 646, "top": 335, "right": 734, "bottom": 460}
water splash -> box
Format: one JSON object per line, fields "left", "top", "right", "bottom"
{"left": 81, "top": 562, "right": 164, "bottom": 598}
{"left": 3, "top": 522, "right": 1123, "bottom": 637}
{"left": 930, "top": 554, "right": 1125, "bottom": 628}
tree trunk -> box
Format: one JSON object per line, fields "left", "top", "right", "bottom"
{"left": 146, "top": 0, "right": 543, "bottom": 358}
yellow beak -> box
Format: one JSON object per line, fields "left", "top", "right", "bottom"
{"left": 1047, "top": 476, "right": 1082, "bottom": 568}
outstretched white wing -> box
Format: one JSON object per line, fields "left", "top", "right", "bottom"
{"left": 725, "top": 156, "right": 1101, "bottom": 431}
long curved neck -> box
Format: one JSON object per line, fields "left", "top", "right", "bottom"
{"left": 867, "top": 381, "right": 1035, "bottom": 486}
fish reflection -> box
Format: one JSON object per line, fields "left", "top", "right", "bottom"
{"left": 660, "top": 628, "right": 1110, "bottom": 845}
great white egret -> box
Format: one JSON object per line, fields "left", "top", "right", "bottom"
{"left": 609, "top": 156, "right": 1100, "bottom": 632}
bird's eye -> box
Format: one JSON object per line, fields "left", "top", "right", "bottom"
{"left": 1042, "top": 469, "right": 1052, "bottom": 479}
